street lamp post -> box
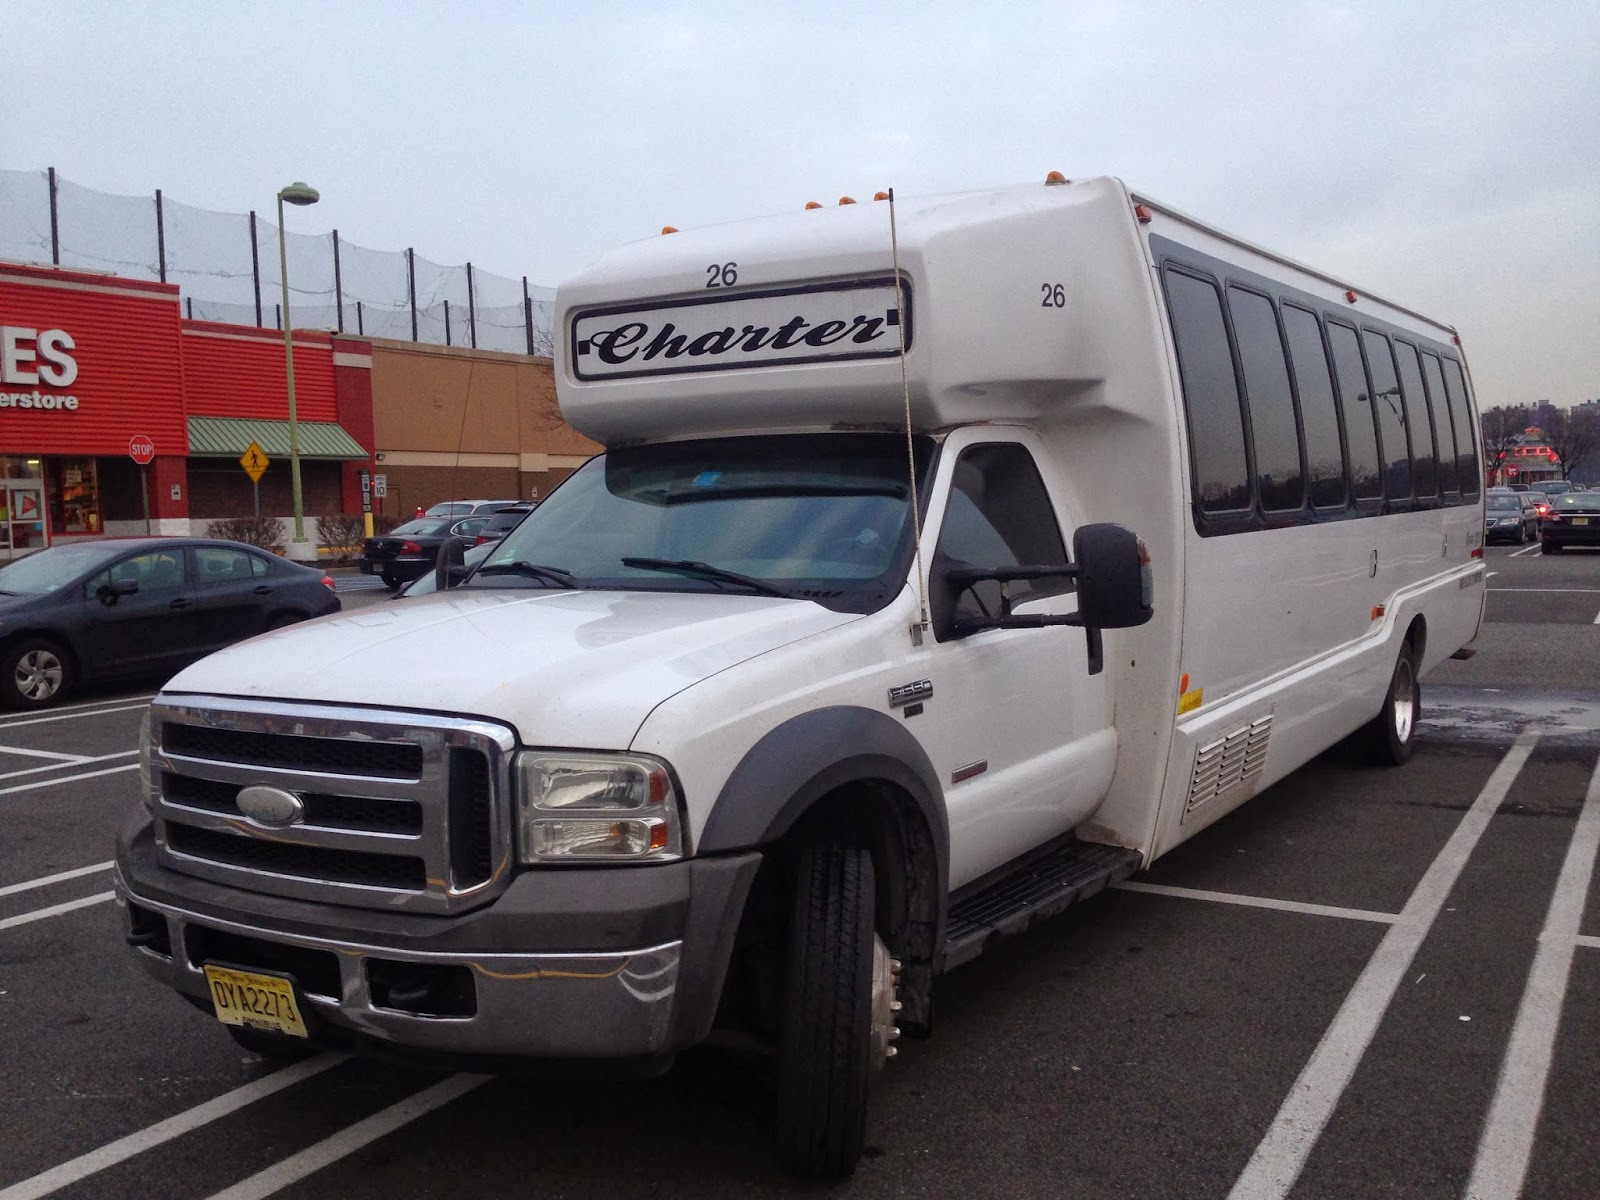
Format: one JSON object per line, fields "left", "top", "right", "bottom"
{"left": 277, "top": 181, "right": 319, "bottom": 559}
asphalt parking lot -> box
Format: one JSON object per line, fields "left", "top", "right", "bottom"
{"left": 1, "top": 545, "right": 1597, "bottom": 1200}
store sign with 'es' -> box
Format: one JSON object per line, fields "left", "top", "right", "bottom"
{"left": 1, "top": 326, "right": 82, "bottom": 411}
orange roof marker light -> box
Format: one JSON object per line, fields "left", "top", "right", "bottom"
{"left": 873, "top": 191, "right": 891, "bottom": 201}
{"left": 1345, "top": 289, "right": 1358, "bottom": 304}
{"left": 1045, "top": 171, "right": 1070, "bottom": 186}
{"left": 838, "top": 196, "right": 857, "bottom": 205}
{"left": 804, "top": 201, "right": 823, "bottom": 210}
{"left": 1134, "top": 203, "right": 1153, "bottom": 224}
{"left": 660, "top": 226, "right": 679, "bottom": 235}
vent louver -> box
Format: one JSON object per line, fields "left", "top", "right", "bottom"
{"left": 1184, "top": 715, "right": 1273, "bottom": 819}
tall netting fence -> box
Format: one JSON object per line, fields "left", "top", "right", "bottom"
{"left": 0, "top": 168, "right": 556, "bottom": 356}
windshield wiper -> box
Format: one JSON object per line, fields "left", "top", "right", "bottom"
{"left": 620, "top": 557, "right": 789, "bottom": 598}
{"left": 474, "top": 560, "right": 579, "bottom": 587}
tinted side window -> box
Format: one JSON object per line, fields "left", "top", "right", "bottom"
{"left": 1440, "top": 359, "right": 1481, "bottom": 497}
{"left": 1228, "top": 287, "right": 1304, "bottom": 512}
{"left": 1327, "top": 322, "right": 1382, "bottom": 500}
{"left": 1394, "top": 341, "right": 1438, "bottom": 500}
{"left": 194, "top": 546, "right": 259, "bottom": 583}
{"left": 1282, "top": 305, "right": 1346, "bottom": 509}
{"left": 1421, "top": 352, "right": 1460, "bottom": 497}
{"left": 1361, "top": 330, "right": 1411, "bottom": 502}
{"left": 1165, "top": 269, "right": 1250, "bottom": 515}
{"left": 936, "top": 443, "right": 1070, "bottom": 622}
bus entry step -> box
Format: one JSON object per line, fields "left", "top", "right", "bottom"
{"left": 943, "top": 841, "right": 1143, "bottom": 971}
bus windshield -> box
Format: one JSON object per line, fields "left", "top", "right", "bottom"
{"left": 475, "top": 432, "right": 937, "bottom": 613}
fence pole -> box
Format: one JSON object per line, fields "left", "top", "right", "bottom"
{"left": 249, "top": 211, "right": 263, "bottom": 327}
{"left": 186, "top": 297, "right": 193, "bottom": 319}
{"left": 466, "top": 262, "right": 477, "bottom": 349}
{"left": 407, "top": 248, "right": 418, "bottom": 342}
{"left": 275, "top": 303, "right": 282, "bottom": 331}
{"left": 47, "top": 167, "right": 60, "bottom": 265}
{"left": 523, "top": 276, "right": 534, "bottom": 355}
{"left": 444, "top": 299, "right": 452, "bottom": 347}
{"left": 332, "top": 229, "right": 345, "bottom": 333}
{"left": 155, "top": 189, "right": 167, "bottom": 283}
{"left": 357, "top": 300, "right": 364, "bottom": 336}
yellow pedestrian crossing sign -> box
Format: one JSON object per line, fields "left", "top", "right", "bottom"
{"left": 240, "top": 441, "right": 270, "bottom": 483}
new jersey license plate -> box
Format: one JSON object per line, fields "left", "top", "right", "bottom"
{"left": 203, "top": 964, "right": 309, "bottom": 1038}
{"left": 1572, "top": 516, "right": 1589, "bottom": 525}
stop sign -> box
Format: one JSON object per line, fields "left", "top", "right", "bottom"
{"left": 128, "top": 435, "right": 156, "bottom": 465}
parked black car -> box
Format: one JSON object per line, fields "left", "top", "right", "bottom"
{"left": 470, "top": 503, "right": 535, "bottom": 548}
{"left": 0, "top": 538, "right": 341, "bottom": 709}
{"left": 359, "top": 517, "right": 489, "bottom": 587}
{"left": 1540, "top": 492, "right": 1600, "bottom": 554}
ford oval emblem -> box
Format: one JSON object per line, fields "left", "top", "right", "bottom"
{"left": 236, "top": 785, "right": 305, "bottom": 827}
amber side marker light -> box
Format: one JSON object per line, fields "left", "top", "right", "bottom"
{"left": 1134, "top": 203, "right": 1153, "bottom": 224}
{"left": 1345, "top": 290, "right": 1358, "bottom": 304}
{"left": 1371, "top": 605, "right": 1386, "bottom": 621}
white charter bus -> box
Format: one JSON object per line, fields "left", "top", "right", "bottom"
{"left": 117, "top": 174, "right": 1487, "bottom": 1178}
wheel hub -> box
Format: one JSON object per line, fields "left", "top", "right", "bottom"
{"left": 1392, "top": 658, "right": 1416, "bottom": 743}
{"left": 868, "top": 936, "right": 902, "bottom": 1066}
{"left": 16, "top": 650, "right": 63, "bottom": 701}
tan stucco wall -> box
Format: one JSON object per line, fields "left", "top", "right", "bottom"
{"left": 367, "top": 338, "right": 599, "bottom": 517}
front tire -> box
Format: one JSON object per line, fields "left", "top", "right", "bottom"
{"left": 2, "top": 638, "right": 73, "bottom": 709}
{"left": 776, "top": 842, "right": 885, "bottom": 1179}
{"left": 1361, "top": 641, "right": 1419, "bottom": 766}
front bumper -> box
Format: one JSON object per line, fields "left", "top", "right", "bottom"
{"left": 116, "top": 813, "right": 760, "bottom": 1065}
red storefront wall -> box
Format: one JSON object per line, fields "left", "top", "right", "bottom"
{"left": 1, "top": 263, "right": 376, "bottom": 537}
{"left": 1, "top": 264, "right": 190, "bottom": 521}
{"left": 180, "top": 322, "right": 339, "bottom": 422}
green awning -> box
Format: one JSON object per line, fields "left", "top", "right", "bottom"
{"left": 187, "top": 415, "right": 369, "bottom": 460}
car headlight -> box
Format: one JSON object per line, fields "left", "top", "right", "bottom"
{"left": 514, "top": 752, "right": 684, "bottom": 863}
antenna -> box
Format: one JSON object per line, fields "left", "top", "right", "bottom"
{"left": 887, "top": 188, "right": 929, "bottom": 633}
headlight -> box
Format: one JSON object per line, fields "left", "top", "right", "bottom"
{"left": 138, "top": 709, "right": 155, "bottom": 808}
{"left": 514, "top": 753, "right": 684, "bottom": 864}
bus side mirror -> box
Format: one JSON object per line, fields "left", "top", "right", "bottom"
{"left": 1072, "top": 523, "right": 1153, "bottom": 630}
{"left": 434, "top": 536, "right": 470, "bottom": 591}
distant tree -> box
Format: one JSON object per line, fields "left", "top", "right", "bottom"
{"left": 1479, "top": 404, "right": 1531, "bottom": 478}
{"left": 1542, "top": 407, "right": 1600, "bottom": 480}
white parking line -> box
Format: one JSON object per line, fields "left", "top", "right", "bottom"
{"left": 203, "top": 1074, "right": 490, "bottom": 1200}
{"left": 0, "top": 693, "right": 154, "bottom": 724}
{"left": 0, "top": 745, "right": 90, "bottom": 763}
{"left": 0, "top": 762, "right": 138, "bottom": 797}
{"left": 1226, "top": 732, "right": 1538, "bottom": 1200}
{"left": 1464, "top": 752, "right": 1600, "bottom": 1200}
{"left": 0, "top": 891, "right": 114, "bottom": 932}
{"left": 1487, "top": 587, "right": 1600, "bottom": 593}
{"left": 1113, "top": 881, "right": 1399, "bottom": 925}
{"left": 1509, "top": 544, "right": 1541, "bottom": 558}
{"left": 1575, "top": 935, "right": 1600, "bottom": 950}
{"left": 0, "top": 1054, "right": 348, "bottom": 1200}
{"left": 0, "top": 749, "right": 137, "bottom": 782}
{"left": 0, "top": 860, "right": 113, "bottom": 898}
{"left": 0, "top": 702, "right": 150, "bottom": 730}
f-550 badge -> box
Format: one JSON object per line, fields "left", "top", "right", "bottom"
{"left": 888, "top": 680, "right": 933, "bottom": 708}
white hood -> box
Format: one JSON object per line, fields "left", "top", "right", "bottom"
{"left": 164, "top": 589, "right": 859, "bottom": 748}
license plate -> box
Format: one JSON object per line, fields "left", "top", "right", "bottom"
{"left": 1573, "top": 516, "right": 1589, "bottom": 525}
{"left": 203, "top": 964, "right": 309, "bottom": 1038}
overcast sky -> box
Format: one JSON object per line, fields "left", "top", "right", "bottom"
{"left": 4, "top": 0, "right": 1596, "bottom": 408}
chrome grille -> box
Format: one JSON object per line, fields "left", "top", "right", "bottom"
{"left": 1183, "top": 715, "right": 1273, "bottom": 819}
{"left": 151, "top": 697, "right": 516, "bottom": 915}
